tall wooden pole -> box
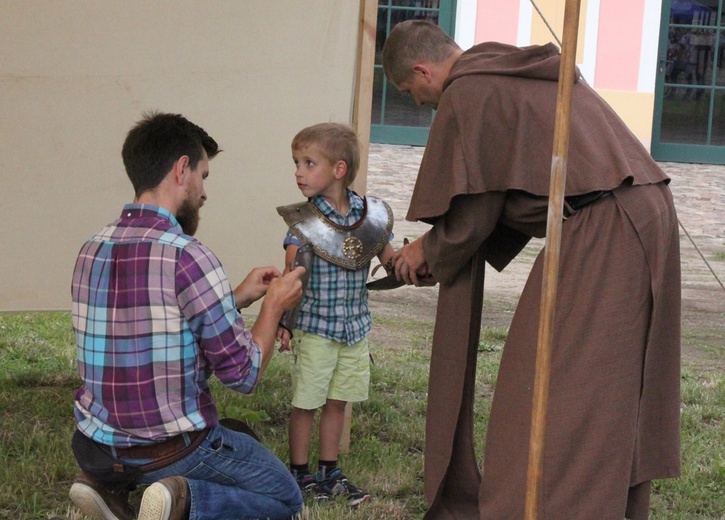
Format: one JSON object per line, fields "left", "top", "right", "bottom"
{"left": 340, "top": 0, "right": 378, "bottom": 454}
{"left": 350, "top": 0, "right": 378, "bottom": 196}
{"left": 524, "top": 0, "right": 582, "bottom": 518}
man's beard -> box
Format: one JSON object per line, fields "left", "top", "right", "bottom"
{"left": 176, "top": 197, "right": 201, "bottom": 236}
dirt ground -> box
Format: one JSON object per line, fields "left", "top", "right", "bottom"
{"left": 365, "top": 145, "right": 725, "bottom": 372}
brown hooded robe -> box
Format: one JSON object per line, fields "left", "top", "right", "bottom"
{"left": 411, "top": 42, "right": 681, "bottom": 520}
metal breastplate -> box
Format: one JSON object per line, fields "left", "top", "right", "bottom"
{"left": 276, "top": 196, "right": 393, "bottom": 270}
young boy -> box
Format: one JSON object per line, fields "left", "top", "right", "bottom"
{"left": 276, "top": 122, "right": 394, "bottom": 507}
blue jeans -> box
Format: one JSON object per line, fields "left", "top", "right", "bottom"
{"left": 119, "top": 425, "right": 303, "bottom": 520}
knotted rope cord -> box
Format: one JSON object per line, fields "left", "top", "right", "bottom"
{"left": 529, "top": 0, "right": 725, "bottom": 293}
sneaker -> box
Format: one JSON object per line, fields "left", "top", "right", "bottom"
{"left": 295, "top": 472, "right": 318, "bottom": 496}
{"left": 315, "top": 468, "right": 371, "bottom": 507}
{"left": 68, "top": 473, "right": 135, "bottom": 520}
{"left": 137, "top": 476, "right": 190, "bottom": 520}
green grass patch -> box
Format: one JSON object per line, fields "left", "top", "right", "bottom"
{"left": 1, "top": 311, "right": 723, "bottom": 518}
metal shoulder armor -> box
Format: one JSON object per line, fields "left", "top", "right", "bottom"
{"left": 276, "top": 196, "right": 393, "bottom": 270}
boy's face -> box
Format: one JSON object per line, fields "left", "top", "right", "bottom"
{"left": 292, "top": 143, "right": 346, "bottom": 199}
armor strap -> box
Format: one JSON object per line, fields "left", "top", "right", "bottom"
{"left": 279, "top": 243, "right": 313, "bottom": 336}
{"left": 276, "top": 196, "right": 393, "bottom": 270}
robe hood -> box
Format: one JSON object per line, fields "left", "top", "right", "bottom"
{"left": 445, "top": 41, "right": 567, "bottom": 86}
{"left": 406, "top": 42, "right": 669, "bottom": 224}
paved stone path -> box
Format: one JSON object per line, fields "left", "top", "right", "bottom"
{"left": 366, "top": 143, "right": 725, "bottom": 315}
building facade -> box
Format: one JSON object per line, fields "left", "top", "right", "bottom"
{"left": 373, "top": 0, "right": 725, "bottom": 165}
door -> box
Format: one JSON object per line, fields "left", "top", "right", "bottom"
{"left": 371, "top": 0, "right": 456, "bottom": 145}
{"left": 652, "top": 0, "right": 725, "bottom": 164}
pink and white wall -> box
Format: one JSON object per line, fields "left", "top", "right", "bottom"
{"left": 454, "top": 0, "right": 664, "bottom": 147}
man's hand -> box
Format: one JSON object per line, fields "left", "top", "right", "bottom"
{"left": 251, "top": 266, "right": 305, "bottom": 372}
{"left": 392, "top": 237, "right": 436, "bottom": 286}
{"left": 233, "top": 266, "right": 281, "bottom": 310}
{"left": 264, "top": 266, "right": 306, "bottom": 313}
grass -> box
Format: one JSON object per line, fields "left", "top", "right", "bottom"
{"left": 1, "top": 311, "right": 724, "bottom": 519}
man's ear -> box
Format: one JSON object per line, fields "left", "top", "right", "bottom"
{"left": 172, "top": 156, "right": 190, "bottom": 185}
{"left": 334, "top": 160, "right": 348, "bottom": 180}
{"left": 412, "top": 63, "right": 433, "bottom": 81}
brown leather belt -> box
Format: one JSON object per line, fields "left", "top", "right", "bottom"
{"left": 563, "top": 190, "right": 612, "bottom": 218}
{"left": 113, "top": 429, "right": 208, "bottom": 461}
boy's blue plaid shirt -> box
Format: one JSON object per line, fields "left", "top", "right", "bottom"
{"left": 284, "top": 190, "right": 382, "bottom": 345}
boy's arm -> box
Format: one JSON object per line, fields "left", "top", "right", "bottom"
{"left": 377, "top": 242, "right": 394, "bottom": 265}
{"left": 283, "top": 243, "right": 299, "bottom": 274}
{"left": 277, "top": 243, "right": 300, "bottom": 351}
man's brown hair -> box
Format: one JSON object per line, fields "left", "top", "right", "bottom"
{"left": 122, "top": 112, "right": 220, "bottom": 197}
{"left": 382, "top": 20, "right": 460, "bottom": 85}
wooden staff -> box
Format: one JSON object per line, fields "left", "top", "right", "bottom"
{"left": 524, "top": 0, "right": 582, "bottom": 518}
{"left": 340, "top": 0, "right": 378, "bottom": 454}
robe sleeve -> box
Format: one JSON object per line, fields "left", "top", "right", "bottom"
{"left": 422, "top": 192, "right": 532, "bottom": 285}
{"left": 420, "top": 193, "right": 491, "bottom": 285}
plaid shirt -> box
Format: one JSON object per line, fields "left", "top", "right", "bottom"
{"left": 71, "top": 204, "right": 261, "bottom": 447}
{"left": 284, "top": 191, "right": 374, "bottom": 345}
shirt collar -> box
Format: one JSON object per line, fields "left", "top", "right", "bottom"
{"left": 311, "top": 189, "right": 363, "bottom": 218}
{"left": 120, "top": 203, "right": 180, "bottom": 228}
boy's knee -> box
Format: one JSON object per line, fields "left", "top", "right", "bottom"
{"left": 324, "top": 399, "right": 348, "bottom": 411}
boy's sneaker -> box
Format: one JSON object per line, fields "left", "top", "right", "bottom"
{"left": 315, "top": 468, "right": 371, "bottom": 507}
{"left": 68, "top": 473, "right": 135, "bottom": 520}
{"left": 295, "top": 472, "right": 318, "bottom": 496}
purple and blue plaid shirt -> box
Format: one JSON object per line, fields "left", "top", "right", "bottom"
{"left": 72, "top": 204, "right": 261, "bottom": 447}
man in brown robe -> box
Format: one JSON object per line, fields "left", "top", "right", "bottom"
{"left": 382, "top": 20, "right": 681, "bottom": 520}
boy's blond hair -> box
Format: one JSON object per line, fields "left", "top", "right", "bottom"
{"left": 292, "top": 123, "right": 360, "bottom": 187}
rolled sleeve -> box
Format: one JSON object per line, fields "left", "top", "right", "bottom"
{"left": 176, "top": 245, "right": 261, "bottom": 393}
{"left": 423, "top": 192, "right": 506, "bottom": 285}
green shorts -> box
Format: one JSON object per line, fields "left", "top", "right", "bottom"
{"left": 290, "top": 330, "right": 370, "bottom": 410}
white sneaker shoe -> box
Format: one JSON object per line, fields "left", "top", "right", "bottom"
{"left": 137, "top": 476, "right": 189, "bottom": 520}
